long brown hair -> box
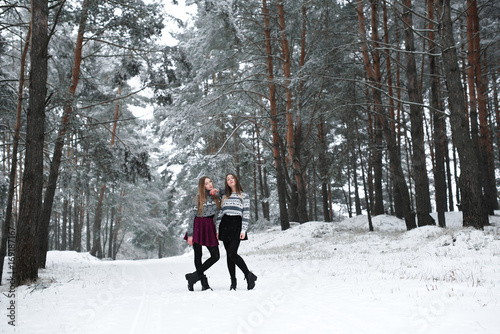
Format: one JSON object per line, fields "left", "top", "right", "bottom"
{"left": 223, "top": 173, "right": 243, "bottom": 199}
{"left": 196, "top": 176, "right": 220, "bottom": 214}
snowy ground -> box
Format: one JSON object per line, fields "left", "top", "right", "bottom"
{"left": 1, "top": 212, "right": 500, "bottom": 334}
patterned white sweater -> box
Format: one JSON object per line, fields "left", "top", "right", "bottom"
{"left": 216, "top": 192, "right": 250, "bottom": 233}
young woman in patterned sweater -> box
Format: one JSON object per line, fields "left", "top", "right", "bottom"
{"left": 184, "top": 176, "right": 221, "bottom": 291}
{"left": 216, "top": 173, "right": 257, "bottom": 290}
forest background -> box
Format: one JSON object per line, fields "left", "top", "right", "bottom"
{"left": 1, "top": 0, "right": 499, "bottom": 286}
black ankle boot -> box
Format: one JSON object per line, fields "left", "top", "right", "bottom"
{"left": 200, "top": 275, "right": 212, "bottom": 291}
{"left": 185, "top": 272, "right": 200, "bottom": 291}
{"left": 230, "top": 277, "right": 237, "bottom": 291}
{"left": 245, "top": 272, "right": 257, "bottom": 290}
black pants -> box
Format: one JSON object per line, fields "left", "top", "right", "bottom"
{"left": 223, "top": 238, "right": 249, "bottom": 279}
{"left": 193, "top": 243, "right": 220, "bottom": 275}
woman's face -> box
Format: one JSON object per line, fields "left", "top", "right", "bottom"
{"left": 226, "top": 174, "right": 236, "bottom": 188}
{"left": 204, "top": 178, "right": 213, "bottom": 191}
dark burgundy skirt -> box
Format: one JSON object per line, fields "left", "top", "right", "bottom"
{"left": 218, "top": 215, "right": 248, "bottom": 242}
{"left": 184, "top": 216, "right": 218, "bottom": 247}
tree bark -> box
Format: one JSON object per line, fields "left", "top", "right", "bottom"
{"left": 38, "top": 0, "right": 92, "bottom": 268}
{"left": 16, "top": 0, "right": 48, "bottom": 285}
{"left": 356, "top": 0, "right": 415, "bottom": 229}
{"left": 318, "top": 117, "right": 331, "bottom": 222}
{"left": 436, "top": 0, "right": 485, "bottom": 229}
{"left": 402, "top": 0, "right": 435, "bottom": 227}
{"left": 428, "top": 0, "right": 447, "bottom": 227}
{"left": 255, "top": 124, "right": 270, "bottom": 220}
{"left": 369, "top": 0, "right": 385, "bottom": 216}
{"left": 73, "top": 196, "right": 82, "bottom": 252}
{"left": 383, "top": 1, "right": 403, "bottom": 219}
{"left": 468, "top": 0, "right": 498, "bottom": 213}
{"left": 0, "top": 26, "right": 31, "bottom": 285}
{"left": 61, "top": 198, "right": 68, "bottom": 250}
{"left": 277, "top": 0, "right": 308, "bottom": 223}
{"left": 112, "top": 190, "right": 125, "bottom": 259}
{"left": 493, "top": 55, "right": 500, "bottom": 177}
{"left": 353, "top": 152, "right": 362, "bottom": 216}
{"left": 445, "top": 136, "right": 454, "bottom": 211}
{"left": 90, "top": 185, "right": 105, "bottom": 258}
{"left": 355, "top": 119, "right": 374, "bottom": 232}
{"left": 252, "top": 132, "right": 259, "bottom": 221}
{"left": 262, "top": 0, "right": 289, "bottom": 230}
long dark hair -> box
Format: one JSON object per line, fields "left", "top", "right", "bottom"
{"left": 196, "top": 176, "right": 220, "bottom": 214}
{"left": 224, "top": 173, "right": 243, "bottom": 198}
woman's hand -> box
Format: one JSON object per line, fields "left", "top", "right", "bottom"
{"left": 210, "top": 188, "right": 219, "bottom": 196}
{"left": 216, "top": 233, "right": 219, "bottom": 240}
{"left": 187, "top": 236, "right": 193, "bottom": 245}
{"left": 240, "top": 232, "right": 246, "bottom": 240}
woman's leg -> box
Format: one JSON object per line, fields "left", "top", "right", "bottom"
{"left": 197, "top": 245, "right": 220, "bottom": 274}
{"left": 223, "top": 239, "right": 249, "bottom": 276}
{"left": 186, "top": 243, "right": 203, "bottom": 291}
{"left": 223, "top": 240, "right": 236, "bottom": 279}
{"left": 193, "top": 242, "right": 203, "bottom": 271}
{"left": 198, "top": 246, "right": 219, "bottom": 291}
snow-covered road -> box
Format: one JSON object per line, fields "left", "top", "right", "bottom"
{"left": 2, "top": 213, "right": 500, "bottom": 334}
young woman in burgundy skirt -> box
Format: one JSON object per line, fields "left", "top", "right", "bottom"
{"left": 184, "top": 176, "right": 220, "bottom": 291}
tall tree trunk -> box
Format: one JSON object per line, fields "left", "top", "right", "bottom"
{"left": 366, "top": 111, "right": 375, "bottom": 214}
{"left": 383, "top": 1, "right": 403, "bottom": 219}
{"left": 318, "top": 117, "right": 331, "bottom": 222}
{"left": 90, "top": 185, "right": 105, "bottom": 258}
{"left": 436, "top": 0, "right": 485, "bottom": 229}
{"left": 494, "top": 56, "right": 500, "bottom": 173}
{"left": 255, "top": 123, "right": 270, "bottom": 220}
{"left": 108, "top": 207, "right": 115, "bottom": 258}
{"left": 67, "top": 201, "right": 73, "bottom": 250}
{"left": 61, "top": 198, "right": 68, "bottom": 250}
{"left": 38, "top": 0, "right": 92, "bottom": 268}
{"left": 0, "top": 26, "right": 31, "bottom": 285}
{"left": 357, "top": 0, "right": 415, "bottom": 229}
{"left": 318, "top": 3, "right": 331, "bottom": 222}
{"left": 277, "top": 0, "right": 308, "bottom": 223}
{"left": 428, "top": 0, "right": 447, "bottom": 227}
{"left": 402, "top": 0, "right": 435, "bottom": 227}
{"left": 262, "top": 166, "right": 270, "bottom": 220}
{"left": 346, "top": 159, "right": 353, "bottom": 218}
{"left": 112, "top": 190, "right": 125, "bottom": 260}
{"left": 465, "top": 0, "right": 482, "bottom": 214}
{"left": 394, "top": 9, "right": 403, "bottom": 150}
{"left": 232, "top": 122, "right": 241, "bottom": 179}
{"left": 460, "top": 22, "right": 470, "bottom": 132}
{"left": 262, "top": 0, "right": 289, "bottom": 230}
{"left": 252, "top": 131, "right": 259, "bottom": 221}
{"left": 468, "top": 0, "right": 498, "bottom": 213}
{"left": 369, "top": 0, "right": 385, "bottom": 216}
{"left": 355, "top": 119, "right": 374, "bottom": 231}
{"left": 353, "top": 150, "right": 362, "bottom": 216}
{"left": 16, "top": 0, "right": 48, "bottom": 285}
{"left": 54, "top": 212, "right": 59, "bottom": 250}
{"left": 86, "top": 189, "right": 91, "bottom": 252}
{"left": 73, "top": 196, "right": 82, "bottom": 251}
{"left": 445, "top": 136, "right": 454, "bottom": 212}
